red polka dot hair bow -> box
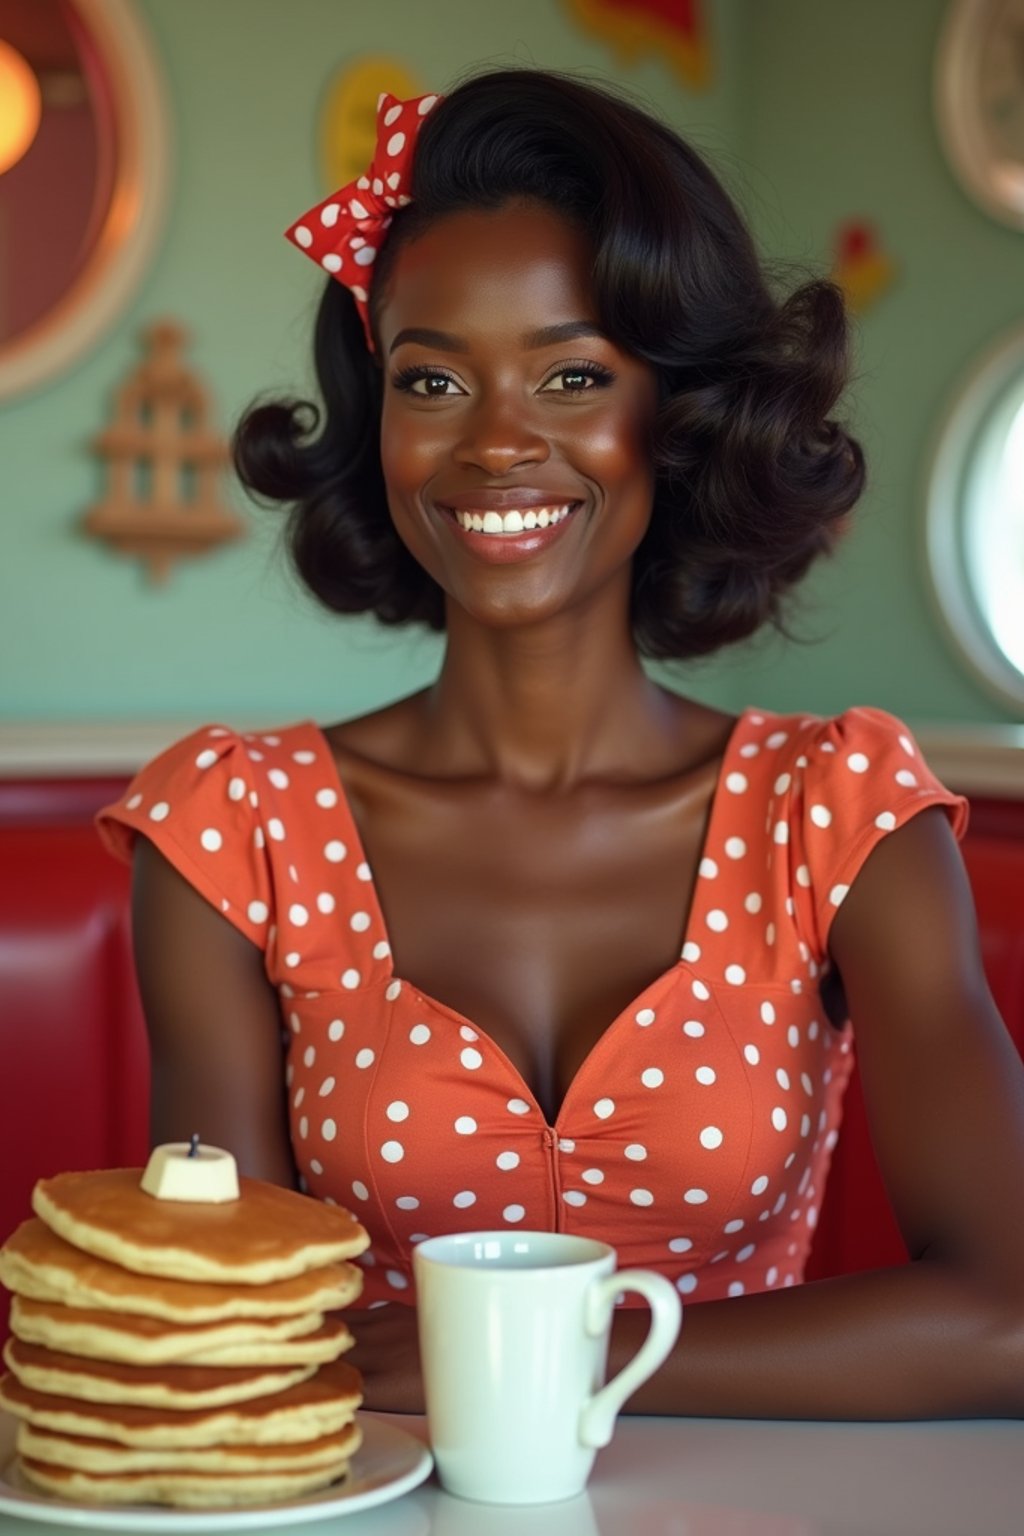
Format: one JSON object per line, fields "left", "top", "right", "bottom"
{"left": 284, "top": 89, "right": 442, "bottom": 356}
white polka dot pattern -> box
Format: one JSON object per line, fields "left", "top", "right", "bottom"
{"left": 95, "top": 707, "right": 968, "bottom": 1310}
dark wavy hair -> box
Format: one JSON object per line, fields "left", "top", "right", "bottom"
{"left": 233, "top": 65, "right": 865, "bottom": 660}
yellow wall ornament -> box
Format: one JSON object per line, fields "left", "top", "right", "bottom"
{"left": 319, "top": 56, "right": 425, "bottom": 192}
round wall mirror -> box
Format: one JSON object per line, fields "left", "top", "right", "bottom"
{"left": 0, "top": 0, "right": 171, "bottom": 402}
{"left": 933, "top": 0, "right": 1024, "bottom": 231}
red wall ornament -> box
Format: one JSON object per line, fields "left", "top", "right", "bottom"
{"left": 562, "top": 0, "right": 714, "bottom": 92}
{"left": 830, "top": 218, "right": 898, "bottom": 314}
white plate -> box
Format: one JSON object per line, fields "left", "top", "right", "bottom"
{"left": 0, "top": 1410, "right": 433, "bottom": 1531}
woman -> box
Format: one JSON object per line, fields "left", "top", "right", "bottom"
{"left": 98, "top": 67, "right": 1024, "bottom": 1418}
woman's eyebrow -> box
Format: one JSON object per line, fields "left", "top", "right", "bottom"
{"left": 388, "top": 320, "right": 609, "bottom": 356}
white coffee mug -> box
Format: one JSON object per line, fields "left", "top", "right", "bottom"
{"left": 413, "top": 1230, "right": 682, "bottom": 1504}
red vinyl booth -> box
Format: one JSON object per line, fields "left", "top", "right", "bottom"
{"left": 2, "top": 775, "right": 1023, "bottom": 1326}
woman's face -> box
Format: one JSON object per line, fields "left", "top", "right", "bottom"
{"left": 376, "top": 200, "right": 660, "bottom": 630}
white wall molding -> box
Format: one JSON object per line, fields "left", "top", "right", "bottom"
{"left": 0, "top": 721, "right": 269, "bottom": 778}
{"left": 1, "top": 718, "right": 1022, "bottom": 798}
{"left": 908, "top": 722, "right": 1024, "bottom": 800}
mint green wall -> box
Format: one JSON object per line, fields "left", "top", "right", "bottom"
{"left": 0, "top": 0, "right": 1017, "bottom": 725}
{"left": 696, "top": 0, "right": 1024, "bottom": 724}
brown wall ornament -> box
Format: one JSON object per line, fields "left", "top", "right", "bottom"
{"left": 81, "top": 320, "right": 245, "bottom": 585}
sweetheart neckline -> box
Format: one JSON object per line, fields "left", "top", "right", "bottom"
{"left": 298, "top": 710, "right": 754, "bottom": 1129}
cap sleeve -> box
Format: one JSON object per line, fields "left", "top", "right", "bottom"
{"left": 792, "top": 706, "right": 970, "bottom": 961}
{"left": 95, "top": 725, "right": 273, "bottom": 950}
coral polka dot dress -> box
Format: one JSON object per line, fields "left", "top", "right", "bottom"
{"left": 97, "top": 705, "right": 968, "bottom": 1309}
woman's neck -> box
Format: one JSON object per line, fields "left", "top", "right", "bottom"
{"left": 412, "top": 602, "right": 693, "bottom": 793}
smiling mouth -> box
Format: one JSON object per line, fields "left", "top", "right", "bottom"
{"left": 439, "top": 502, "right": 583, "bottom": 536}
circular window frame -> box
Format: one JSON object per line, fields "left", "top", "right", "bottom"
{"left": 0, "top": 0, "right": 172, "bottom": 404}
{"left": 922, "top": 320, "right": 1024, "bottom": 714}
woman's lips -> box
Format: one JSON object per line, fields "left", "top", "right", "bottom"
{"left": 436, "top": 502, "right": 584, "bottom": 564}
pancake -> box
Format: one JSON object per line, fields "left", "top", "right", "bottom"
{"left": 9, "top": 1296, "right": 324, "bottom": 1364}
{"left": 0, "top": 1358, "right": 363, "bottom": 1446}
{"left": 19, "top": 1452, "right": 357, "bottom": 1507}
{"left": 0, "top": 1219, "right": 363, "bottom": 1321}
{"left": 17, "top": 1419, "right": 361, "bottom": 1475}
{"left": 3, "top": 1338, "right": 316, "bottom": 1410}
{"left": 33, "top": 1171, "right": 368, "bottom": 1283}
{"left": 182, "top": 1316, "right": 353, "bottom": 1368}
{"left": 2, "top": 1161, "right": 370, "bottom": 1510}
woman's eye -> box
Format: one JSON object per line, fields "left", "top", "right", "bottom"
{"left": 390, "top": 369, "right": 460, "bottom": 397}
{"left": 542, "top": 365, "right": 614, "bottom": 393}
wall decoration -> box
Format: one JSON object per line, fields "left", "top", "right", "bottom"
{"left": 319, "top": 56, "right": 425, "bottom": 191}
{"left": 921, "top": 319, "right": 1024, "bottom": 711}
{"left": 0, "top": 0, "right": 171, "bottom": 403}
{"left": 81, "top": 320, "right": 245, "bottom": 585}
{"left": 561, "top": 0, "right": 713, "bottom": 92}
{"left": 829, "top": 219, "right": 898, "bottom": 315}
{"left": 0, "top": 38, "right": 42, "bottom": 176}
{"left": 934, "top": 0, "right": 1024, "bottom": 231}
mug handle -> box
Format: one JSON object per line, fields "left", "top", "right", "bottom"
{"left": 577, "top": 1270, "right": 683, "bottom": 1449}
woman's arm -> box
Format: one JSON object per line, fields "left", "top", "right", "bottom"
{"left": 131, "top": 836, "right": 299, "bottom": 1188}
{"left": 613, "top": 805, "right": 1024, "bottom": 1418}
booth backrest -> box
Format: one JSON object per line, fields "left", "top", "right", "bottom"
{"left": 0, "top": 782, "right": 150, "bottom": 1248}
{"left": 2, "top": 779, "right": 1023, "bottom": 1317}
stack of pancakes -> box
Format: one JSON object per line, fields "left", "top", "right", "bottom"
{"left": 0, "top": 1169, "right": 369, "bottom": 1507}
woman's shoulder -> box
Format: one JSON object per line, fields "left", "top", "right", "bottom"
{"left": 731, "top": 703, "right": 969, "bottom": 962}
{"left": 739, "top": 703, "right": 944, "bottom": 782}
{"left": 95, "top": 720, "right": 325, "bottom": 861}
{"left": 94, "top": 719, "right": 344, "bottom": 952}
{"left": 737, "top": 701, "right": 968, "bottom": 844}
{"left": 116, "top": 718, "right": 322, "bottom": 797}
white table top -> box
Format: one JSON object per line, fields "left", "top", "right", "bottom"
{"left": 2, "top": 1411, "right": 1022, "bottom": 1536}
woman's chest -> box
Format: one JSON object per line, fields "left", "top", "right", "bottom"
{"left": 285, "top": 972, "right": 851, "bottom": 1282}
{"left": 340, "top": 775, "right": 719, "bottom": 1123}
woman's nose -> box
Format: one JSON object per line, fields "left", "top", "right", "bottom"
{"left": 451, "top": 392, "right": 551, "bottom": 475}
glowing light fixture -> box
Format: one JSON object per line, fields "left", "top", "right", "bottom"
{"left": 0, "top": 39, "right": 42, "bottom": 176}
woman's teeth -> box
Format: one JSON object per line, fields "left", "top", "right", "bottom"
{"left": 452, "top": 503, "right": 578, "bottom": 535}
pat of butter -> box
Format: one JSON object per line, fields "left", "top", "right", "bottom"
{"left": 140, "top": 1142, "right": 240, "bottom": 1203}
